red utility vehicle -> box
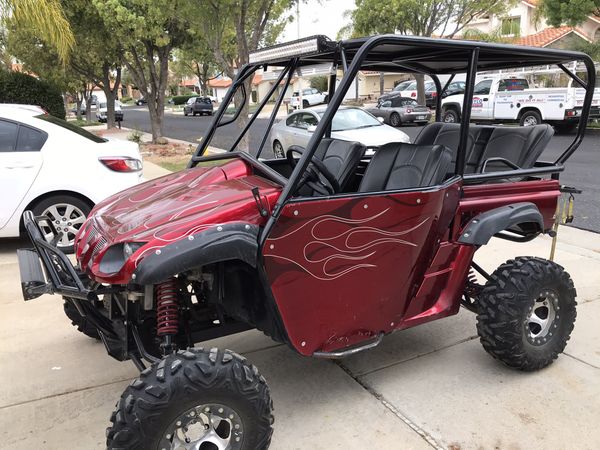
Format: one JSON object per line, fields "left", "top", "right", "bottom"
{"left": 18, "top": 35, "right": 595, "bottom": 449}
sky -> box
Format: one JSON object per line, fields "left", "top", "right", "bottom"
{"left": 281, "top": 0, "right": 355, "bottom": 42}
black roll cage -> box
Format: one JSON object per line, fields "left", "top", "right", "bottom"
{"left": 188, "top": 34, "right": 596, "bottom": 241}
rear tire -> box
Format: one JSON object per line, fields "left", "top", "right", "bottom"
{"left": 273, "top": 140, "right": 285, "bottom": 159}
{"left": 390, "top": 112, "right": 401, "bottom": 127}
{"left": 520, "top": 110, "right": 542, "bottom": 127}
{"left": 63, "top": 299, "right": 100, "bottom": 340}
{"left": 106, "top": 348, "right": 274, "bottom": 450}
{"left": 302, "top": 99, "right": 309, "bottom": 108}
{"left": 31, "top": 194, "right": 92, "bottom": 254}
{"left": 476, "top": 257, "right": 577, "bottom": 371}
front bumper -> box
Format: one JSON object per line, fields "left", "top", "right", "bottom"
{"left": 17, "top": 211, "right": 94, "bottom": 301}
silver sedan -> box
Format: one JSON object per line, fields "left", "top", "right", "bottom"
{"left": 270, "top": 106, "right": 410, "bottom": 158}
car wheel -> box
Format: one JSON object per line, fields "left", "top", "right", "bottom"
{"left": 324, "top": 94, "right": 329, "bottom": 103}
{"left": 476, "top": 257, "right": 576, "bottom": 371}
{"left": 106, "top": 348, "right": 274, "bottom": 450}
{"left": 520, "top": 110, "right": 542, "bottom": 127}
{"left": 273, "top": 140, "right": 285, "bottom": 159}
{"left": 31, "top": 194, "right": 92, "bottom": 254}
{"left": 442, "top": 109, "right": 460, "bottom": 123}
{"left": 302, "top": 100, "right": 309, "bottom": 108}
{"left": 184, "top": 111, "right": 188, "bottom": 116}
{"left": 390, "top": 113, "right": 401, "bottom": 127}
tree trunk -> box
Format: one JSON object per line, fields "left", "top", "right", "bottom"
{"left": 75, "top": 93, "right": 83, "bottom": 121}
{"left": 415, "top": 74, "right": 426, "bottom": 105}
{"left": 379, "top": 72, "right": 385, "bottom": 95}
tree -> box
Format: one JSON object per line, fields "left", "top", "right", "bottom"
{"left": 0, "top": 0, "right": 74, "bottom": 62}
{"left": 94, "top": 0, "right": 193, "bottom": 143}
{"left": 540, "top": 0, "right": 600, "bottom": 27}
{"left": 347, "top": 0, "right": 516, "bottom": 103}
{"left": 195, "top": 0, "right": 294, "bottom": 151}
{"left": 174, "top": 39, "right": 221, "bottom": 97}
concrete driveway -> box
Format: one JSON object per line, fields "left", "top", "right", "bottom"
{"left": 1, "top": 163, "right": 599, "bottom": 449}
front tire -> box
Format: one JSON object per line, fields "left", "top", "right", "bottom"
{"left": 476, "top": 257, "right": 577, "bottom": 371}
{"left": 273, "top": 140, "right": 285, "bottom": 159}
{"left": 302, "top": 99, "right": 309, "bottom": 108}
{"left": 107, "top": 347, "right": 274, "bottom": 450}
{"left": 442, "top": 108, "right": 460, "bottom": 123}
{"left": 63, "top": 299, "right": 101, "bottom": 340}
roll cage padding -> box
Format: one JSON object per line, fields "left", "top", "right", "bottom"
{"left": 458, "top": 202, "right": 543, "bottom": 246}
{"left": 133, "top": 223, "right": 259, "bottom": 285}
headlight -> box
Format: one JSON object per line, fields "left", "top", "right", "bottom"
{"left": 124, "top": 242, "right": 145, "bottom": 259}
{"left": 99, "top": 242, "right": 146, "bottom": 274}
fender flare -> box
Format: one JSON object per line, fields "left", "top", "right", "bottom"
{"left": 133, "top": 223, "right": 259, "bottom": 285}
{"left": 458, "top": 202, "right": 543, "bottom": 246}
{"left": 442, "top": 102, "right": 461, "bottom": 113}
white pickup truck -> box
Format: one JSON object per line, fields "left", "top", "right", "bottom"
{"left": 441, "top": 76, "right": 600, "bottom": 132}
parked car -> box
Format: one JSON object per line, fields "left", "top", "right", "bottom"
{"left": 379, "top": 80, "right": 435, "bottom": 103}
{"left": 96, "top": 101, "right": 124, "bottom": 123}
{"left": 0, "top": 105, "right": 142, "bottom": 252}
{"left": 183, "top": 96, "right": 214, "bottom": 116}
{"left": 425, "top": 81, "right": 465, "bottom": 108}
{"left": 369, "top": 97, "right": 431, "bottom": 126}
{"left": 270, "top": 106, "right": 410, "bottom": 158}
{"left": 135, "top": 97, "right": 147, "bottom": 106}
{"left": 289, "top": 88, "right": 328, "bottom": 108}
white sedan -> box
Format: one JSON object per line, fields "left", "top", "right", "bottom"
{"left": 0, "top": 104, "right": 143, "bottom": 252}
{"left": 270, "top": 106, "right": 410, "bottom": 158}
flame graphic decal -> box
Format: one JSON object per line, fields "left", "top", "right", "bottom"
{"left": 265, "top": 208, "right": 429, "bottom": 281}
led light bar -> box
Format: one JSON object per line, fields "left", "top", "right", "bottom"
{"left": 249, "top": 35, "right": 330, "bottom": 64}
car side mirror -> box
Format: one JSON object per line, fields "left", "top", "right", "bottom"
{"left": 307, "top": 125, "right": 317, "bottom": 132}
{"left": 377, "top": 117, "right": 385, "bottom": 123}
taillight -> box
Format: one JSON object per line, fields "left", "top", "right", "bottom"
{"left": 431, "top": 92, "right": 437, "bottom": 98}
{"left": 99, "top": 157, "right": 142, "bottom": 172}
{"left": 406, "top": 108, "right": 413, "bottom": 113}
{"left": 411, "top": 92, "right": 416, "bottom": 97}
{"left": 565, "top": 109, "right": 577, "bottom": 117}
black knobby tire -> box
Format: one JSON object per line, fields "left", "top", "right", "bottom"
{"left": 390, "top": 112, "right": 401, "bottom": 127}
{"left": 63, "top": 299, "right": 101, "bottom": 340}
{"left": 519, "top": 110, "right": 542, "bottom": 127}
{"left": 476, "top": 257, "right": 577, "bottom": 371}
{"left": 107, "top": 347, "right": 274, "bottom": 450}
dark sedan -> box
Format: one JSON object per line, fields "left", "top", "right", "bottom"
{"left": 367, "top": 97, "right": 431, "bottom": 127}
{"left": 425, "top": 81, "right": 466, "bottom": 108}
{"left": 183, "top": 97, "right": 214, "bottom": 116}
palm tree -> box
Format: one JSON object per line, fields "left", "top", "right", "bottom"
{"left": 1, "top": 0, "right": 74, "bottom": 63}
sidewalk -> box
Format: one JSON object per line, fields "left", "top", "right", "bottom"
{"left": 0, "top": 165, "right": 598, "bottom": 448}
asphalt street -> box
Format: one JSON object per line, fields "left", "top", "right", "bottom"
{"left": 123, "top": 105, "right": 600, "bottom": 232}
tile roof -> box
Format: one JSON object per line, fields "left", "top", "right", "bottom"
{"left": 513, "top": 26, "right": 589, "bottom": 47}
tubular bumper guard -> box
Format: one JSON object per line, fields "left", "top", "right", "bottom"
{"left": 17, "top": 210, "right": 94, "bottom": 301}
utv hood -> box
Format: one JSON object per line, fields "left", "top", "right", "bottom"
{"left": 75, "top": 159, "right": 282, "bottom": 283}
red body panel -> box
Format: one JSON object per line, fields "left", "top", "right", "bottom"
{"left": 263, "top": 181, "right": 463, "bottom": 355}
{"left": 74, "top": 159, "right": 282, "bottom": 284}
{"left": 73, "top": 151, "right": 560, "bottom": 355}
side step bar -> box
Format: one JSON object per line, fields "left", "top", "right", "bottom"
{"left": 313, "top": 333, "right": 384, "bottom": 359}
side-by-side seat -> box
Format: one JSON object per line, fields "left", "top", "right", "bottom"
{"left": 413, "top": 123, "right": 554, "bottom": 174}
{"left": 359, "top": 143, "right": 452, "bottom": 192}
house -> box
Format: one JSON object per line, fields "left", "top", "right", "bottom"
{"left": 462, "top": 0, "right": 599, "bottom": 48}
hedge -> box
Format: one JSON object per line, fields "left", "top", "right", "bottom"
{"left": 0, "top": 70, "right": 66, "bottom": 119}
{"left": 171, "top": 95, "right": 195, "bottom": 105}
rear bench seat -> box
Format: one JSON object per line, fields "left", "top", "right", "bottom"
{"left": 413, "top": 122, "right": 554, "bottom": 173}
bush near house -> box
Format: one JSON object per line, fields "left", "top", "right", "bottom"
{"left": 171, "top": 95, "right": 195, "bottom": 105}
{"left": 0, "top": 70, "right": 66, "bottom": 119}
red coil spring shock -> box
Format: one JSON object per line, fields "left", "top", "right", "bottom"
{"left": 156, "top": 279, "right": 179, "bottom": 337}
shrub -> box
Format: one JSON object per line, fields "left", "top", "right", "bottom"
{"left": 171, "top": 95, "right": 195, "bottom": 105}
{"left": 128, "top": 129, "right": 143, "bottom": 144}
{"left": 120, "top": 96, "right": 133, "bottom": 103}
{"left": 0, "top": 70, "right": 66, "bottom": 119}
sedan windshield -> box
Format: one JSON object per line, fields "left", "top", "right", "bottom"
{"left": 319, "top": 108, "right": 381, "bottom": 132}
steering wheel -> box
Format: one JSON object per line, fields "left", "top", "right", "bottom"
{"left": 286, "top": 147, "right": 340, "bottom": 195}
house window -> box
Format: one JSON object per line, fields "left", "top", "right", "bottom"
{"left": 501, "top": 16, "right": 521, "bottom": 36}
